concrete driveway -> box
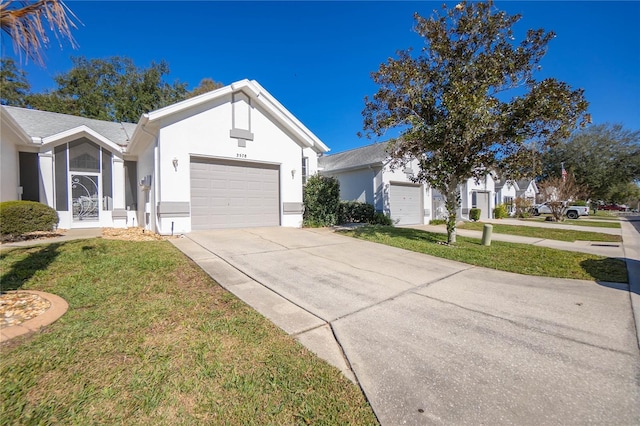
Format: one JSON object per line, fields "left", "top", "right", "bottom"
{"left": 172, "top": 227, "right": 640, "bottom": 425}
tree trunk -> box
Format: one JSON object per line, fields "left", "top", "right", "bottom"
{"left": 443, "top": 183, "right": 460, "bottom": 244}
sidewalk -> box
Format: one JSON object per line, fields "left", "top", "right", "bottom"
{"left": 405, "top": 221, "right": 624, "bottom": 257}
{"left": 0, "top": 228, "right": 102, "bottom": 249}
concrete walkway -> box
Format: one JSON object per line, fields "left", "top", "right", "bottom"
{"left": 406, "top": 218, "right": 624, "bottom": 257}
{"left": 172, "top": 225, "right": 640, "bottom": 425}
{"left": 0, "top": 228, "right": 102, "bottom": 249}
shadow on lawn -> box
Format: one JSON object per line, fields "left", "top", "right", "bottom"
{"left": 578, "top": 257, "right": 633, "bottom": 288}
{"left": 348, "top": 225, "right": 447, "bottom": 243}
{"left": 0, "top": 243, "right": 62, "bottom": 292}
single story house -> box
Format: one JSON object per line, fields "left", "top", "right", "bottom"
{"left": 516, "top": 179, "right": 539, "bottom": 204}
{"left": 494, "top": 180, "right": 519, "bottom": 216}
{"left": 318, "top": 143, "right": 433, "bottom": 225}
{"left": 1, "top": 79, "right": 329, "bottom": 234}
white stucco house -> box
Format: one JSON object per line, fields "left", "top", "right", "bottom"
{"left": 494, "top": 180, "right": 519, "bottom": 216}
{"left": 1, "top": 79, "right": 329, "bottom": 234}
{"left": 318, "top": 143, "right": 433, "bottom": 225}
{"left": 515, "top": 179, "right": 539, "bottom": 204}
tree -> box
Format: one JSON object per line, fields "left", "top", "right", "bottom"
{"left": 361, "top": 1, "right": 589, "bottom": 243}
{"left": 537, "top": 173, "right": 586, "bottom": 222}
{"left": 27, "top": 56, "right": 189, "bottom": 122}
{"left": 0, "top": 57, "right": 30, "bottom": 106}
{"left": 188, "top": 78, "right": 224, "bottom": 98}
{"left": 0, "top": 0, "right": 79, "bottom": 66}
{"left": 541, "top": 124, "right": 640, "bottom": 203}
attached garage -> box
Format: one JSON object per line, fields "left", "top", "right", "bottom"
{"left": 389, "top": 182, "right": 422, "bottom": 225}
{"left": 190, "top": 158, "right": 280, "bottom": 230}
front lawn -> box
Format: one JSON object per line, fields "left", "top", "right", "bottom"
{"left": 523, "top": 217, "right": 621, "bottom": 228}
{"left": 0, "top": 239, "right": 377, "bottom": 425}
{"left": 459, "top": 221, "right": 622, "bottom": 241}
{"left": 340, "top": 226, "right": 627, "bottom": 283}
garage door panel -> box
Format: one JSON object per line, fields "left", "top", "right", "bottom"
{"left": 390, "top": 183, "right": 422, "bottom": 225}
{"left": 190, "top": 158, "right": 280, "bottom": 230}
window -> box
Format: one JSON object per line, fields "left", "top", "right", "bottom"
{"left": 471, "top": 191, "right": 477, "bottom": 208}
{"left": 302, "top": 156, "right": 309, "bottom": 185}
{"left": 504, "top": 196, "right": 514, "bottom": 213}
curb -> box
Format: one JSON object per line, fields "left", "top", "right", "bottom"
{"left": 0, "top": 291, "right": 68, "bottom": 343}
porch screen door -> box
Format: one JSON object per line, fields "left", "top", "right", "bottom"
{"left": 71, "top": 174, "right": 99, "bottom": 221}
{"left": 69, "top": 139, "right": 101, "bottom": 223}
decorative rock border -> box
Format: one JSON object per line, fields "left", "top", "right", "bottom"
{"left": 0, "top": 291, "right": 68, "bottom": 343}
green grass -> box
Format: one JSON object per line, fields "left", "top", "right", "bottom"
{"left": 523, "top": 216, "right": 621, "bottom": 228}
{"left": 459, "top": 221, "right": 622, "bottom": 241}
{"left": 340, "top": 226, "right": 627, "bottom": 283}
{"left": 0, "top": 239, "right": 377, "bottom": 425}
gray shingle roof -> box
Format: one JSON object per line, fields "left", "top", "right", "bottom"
{"left": 2, "top": 106, "right": 136, "bottom": 146}
{"left": 319, "top": 142, "right": 389, "bottom": 172}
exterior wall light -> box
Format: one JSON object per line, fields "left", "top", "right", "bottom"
{"left": 291, "top": 169, "right": 296, "bottom": 179}
{"left": 172, "top": 157, "right": 178, "bottom": 171}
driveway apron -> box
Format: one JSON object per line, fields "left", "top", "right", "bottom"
{"left": 173, "top": 227, "right": 640, "bottom": 425}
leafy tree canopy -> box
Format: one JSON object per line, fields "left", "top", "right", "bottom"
{"left": 27, "top": 56, "right": 189, "bottom": 123}
{"left": 542, "top": 123, "right": 640, "bottom": 203}
{"left": 187, "top": 77, "right": 224, "bottom": 98}
{"left": 362, "top": 0, "right": 590, "bottom": 243}
{"left": 0, "top": 57, "right": 30, "bottom": 106}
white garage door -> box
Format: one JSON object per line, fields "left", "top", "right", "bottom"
{"left": 190, "top": 158, "right": 280, "bottom": 230}
{"left": 389, "top": 183, "right": 422, "bottom": 225}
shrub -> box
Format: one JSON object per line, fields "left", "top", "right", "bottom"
{"left": 493, "top": 203, "right": 508, "bottom": 219}
{"left": 370, "top": 211, "right": 393, "bottom": 226}
{"left": 338, "top": 201, "right": 375, "bottom": 224}
{"left": 0, "top": 201, "right": 59, "bottom": 236}
{"left": 469, "top": 208, "right": 481, "bottom": 221}
{"left": 514, "top": 197, "right": 533, "bottom": 218}
{"left": 429, "top": 219, "right": 446, "bottom": 225}
{"left": 303, "top": 175, "right": 340, "bottom": 227}
{"left": 572, "top": 200, "right": 587, "bottom": 206}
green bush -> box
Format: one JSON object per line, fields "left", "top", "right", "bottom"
{"left": 303, "top": 175, "right": 340, "bottom": 227}
{"left": 493, "top": 204, "right": 508, "bottom": 219}
{"left": 0, "top": 201, "right": 59, "bottom": 236}
{"left": 572, "top": 200, "right": 587, "bottom": 206}
{"left": 429, "top": 219, "right": 446, "bottom": 225}
{"left": 469, "top": 208, "right": 481, "bottom": 221}
{"left": 370, "top": 211, "right": 393, "bottom": 226}
{"left": 338, "top": 201, "right": 375, "bottom": 224}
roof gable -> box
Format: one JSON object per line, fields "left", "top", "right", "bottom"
{"left": 130, "top": 79, "right": 328, "bottom": 154}
{"left": 1, "top": 106, "right": 135, "bottom": 146}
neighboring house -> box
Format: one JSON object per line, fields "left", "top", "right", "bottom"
{"left": 458, "top": 173, "right": 496, "bottom": 221}
{"left": 516, "top": 179, "right": 539, "bottom": 204}
{"left": 1, "top": 79, "right": 329, "bottom": 234}
{"left": 318, "top": 143, "right": 433, "bottom": 225}
{"left": 494, "top": 180, "right": 519, "bottom": 216}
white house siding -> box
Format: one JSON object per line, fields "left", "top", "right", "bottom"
{"left": 136, "top": 140, "right": 157, "bottom": 232}
{"left": 151, "top": 92, "right": 313, "bottom": 233}
{"left": 380, "top": 161, "right": 432, "bottom": 224}
{"left": 495, "top": 182, "right": 517, "bottom": 216}
{"left": 0, "top": 133, "right": 20, "bottom": 202}
{"left": 461, "top": 175, "right": 496, "bottom": 220}
{"left": 333, "top": 168, "right": 377, "bottom": 204}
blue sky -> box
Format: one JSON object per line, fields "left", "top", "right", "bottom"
{"left": 2, "top": 1, "right": 639, "bottom": 154}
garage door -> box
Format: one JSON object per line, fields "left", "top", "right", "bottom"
{"left": 389, "top": 183, "right": 422, "bottom": 225}
{"left": 190, "top": 158, "right": 280, "bottom": 230}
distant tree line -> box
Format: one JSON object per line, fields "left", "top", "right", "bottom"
{"left": 0, "top": 56, "right": 223, "bottom": 123}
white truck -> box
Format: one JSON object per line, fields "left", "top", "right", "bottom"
{"left": 532, "top": 202, "right": 589, "bottom": 219}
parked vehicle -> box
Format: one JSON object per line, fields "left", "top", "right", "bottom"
{"left": 532, "top": 202, "right": 589, "bottom": 219}
{"left": 599, "top": 204, "right": 627, "bottom": 211}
